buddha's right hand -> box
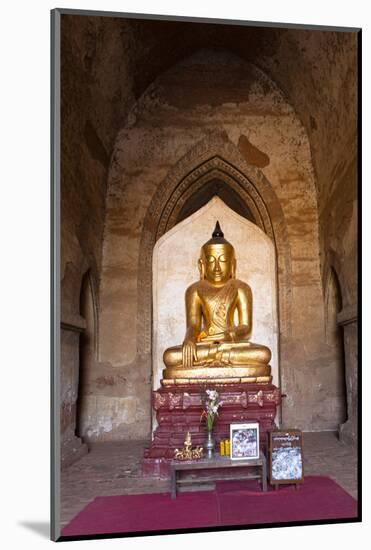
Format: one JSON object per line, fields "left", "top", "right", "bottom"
{"left": 182, "top": 339, "right": 197, "bottom": 369}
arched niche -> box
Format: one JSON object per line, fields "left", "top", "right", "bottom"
{"left": 325, "top": 266, "right": 343, "bottom": 343}
{"left": 100, "top": 49, "right": 321, "bottom": 433}
{"left": 137, "top": 132, "right": 292, "bottom": 365}
{"left": 152, "top": 197, "right": 279, "bottom": 392}
{"left": 76, "top": 269, "right": 99, "bottom": 440}
{"left": 323, "top": 266, "right": 347, "bottom": 428}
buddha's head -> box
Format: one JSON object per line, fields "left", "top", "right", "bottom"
{"left": 199, "top": 221, "right": 236, "bottom": 285}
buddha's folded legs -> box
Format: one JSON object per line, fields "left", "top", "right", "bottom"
{"left": 226, "top": 341, "right": 271, "bottom": 365}
{"left": 163, "top": 341, "right": 271, "bottom": 368}
{"left": 163, "top": 346, "right": 183, "bottom": 368}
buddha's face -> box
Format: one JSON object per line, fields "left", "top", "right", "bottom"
{"left": 200, "top": 243, "right": 235, "bottom": 285}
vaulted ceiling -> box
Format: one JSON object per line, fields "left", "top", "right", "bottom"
{"left": 60, "top": 13, "right": 358, "bottom": 301}
{"left": 61, "top": 14, "right": 357, "bottom": 206}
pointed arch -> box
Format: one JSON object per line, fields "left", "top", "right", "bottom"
{"left": 79, "top": 269, "right": 99, "bottom": 359}
{"left": 324, "top": 265, "right": 343, "bottom": 342}
{"left": 137, "top": 131, "right": 292, "bottom": 359}
{"left": 76, "top": 269, "right": 99, "bottom": 440}
{"left": 323, "top": 264, "right": 347, "bottom": 427}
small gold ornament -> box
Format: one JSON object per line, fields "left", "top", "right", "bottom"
{"left": 174, "top": 432, "right": 204, "bottom": 460}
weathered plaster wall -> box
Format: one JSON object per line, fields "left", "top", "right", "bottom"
{"left": 96, "top": 49, "right": 343, "bottom": 438}
{"left": 60, "top": 15, "right": 135, "bottom": 456}
{"left": 321, "top": 156, "right": 357, "bottom": 442}
{"left": 250, "top": 33, "right": 358, "bottom": 436}
{"left": 60, "top": 17, "right": 358, "bottom": 454}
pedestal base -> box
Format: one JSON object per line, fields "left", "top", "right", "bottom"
{"left": 162, "top": 364, "right": 272, "bottom": 385}
{"left": 143, "top": 381, "right": 281, "bottom": 478}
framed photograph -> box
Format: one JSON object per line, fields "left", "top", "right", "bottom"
{"left": 230, "top": 423, "right": 260, "bottom": 460}
{"left": 268, "top": 430, "right": 304, "bottom": 485}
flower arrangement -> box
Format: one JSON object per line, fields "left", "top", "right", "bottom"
{"left": 200, "top": 389, "right": 222, "bottom": 432}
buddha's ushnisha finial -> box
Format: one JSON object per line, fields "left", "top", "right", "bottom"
{"left": 212, "top": 221, "right": 224, "bottom": 238}
{"left": 204, "top": 221, "right": 230, "bottom": 246}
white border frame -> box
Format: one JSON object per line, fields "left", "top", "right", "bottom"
{"left": 230, "top": 422, "right": 260, "bottom": 460}
{"left": 49, "top": 7, "right": 361, "bottom": 543}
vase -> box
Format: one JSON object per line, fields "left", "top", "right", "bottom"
{"left": 205, "top": 430, "right": 214, "bottom": 459}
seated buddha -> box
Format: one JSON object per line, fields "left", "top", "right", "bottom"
{"left": 162, "top": 221, "right": 272, "bottom": 384}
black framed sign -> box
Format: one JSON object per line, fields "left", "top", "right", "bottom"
{"left": 268, "top": 430, "right": 304, "bottom": 485}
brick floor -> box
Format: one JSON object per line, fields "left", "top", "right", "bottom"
{"left": 60, "top": 431, "right": 358, "bottom": 529}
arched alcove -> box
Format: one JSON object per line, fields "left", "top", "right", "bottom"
{"left": 152, "top": 197, "right": 279, "bottom": 393}
{"left": 76, "top": 270, "right": 98, "bottom": 440}
{"left": 324, "top": 267, "right": 347, "bottom": 428}
{"left": 99, "top": 48, "right": 325, "bottom": 435}
{"left": 58, "top": 17, "right": 359, "bottom": 474}
{"left": 325, "top": 267, "right": 343, "bottom": 342}
{"left": 137, "top": 133, "right": 292, "bottom": 365}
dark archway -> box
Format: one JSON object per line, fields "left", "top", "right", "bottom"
{"left": 176, "top": 178, "right": 256, "bottom": 225}
{"left": 325, "top": 267, "right": 347, "bottom": 428}
{"left": 76, "top": 270, "right": 98, "bottom": 440}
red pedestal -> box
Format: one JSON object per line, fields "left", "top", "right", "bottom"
{"left": 143, "top": 381, "right": 281, "bottom": 478}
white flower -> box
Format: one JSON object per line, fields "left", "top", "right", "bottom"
{"left": 206, "top": 389, "right": 218, "bottom": 400}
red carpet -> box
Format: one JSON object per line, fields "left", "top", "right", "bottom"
{"left": 61, "top": 476, "right": 357, "bottom": 538}
{"left": 62, "top": 490, "right": 220, "bottom": 536}
{"left": 215, "top": 476, "right": 357, "bottom": 526}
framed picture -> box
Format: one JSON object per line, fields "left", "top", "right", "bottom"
{"left": 268, "top": 430, "right": 304, "bottom": 485}
{"left": 51, "top": 5, "right": 360, "bottom": 542}
{"left": 230, "top": 423, "right": 260, "bottom": 460}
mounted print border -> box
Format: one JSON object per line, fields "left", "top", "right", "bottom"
{"left": 230, "top": 423, "right": 260, "bottom": 460}
{"left": 51, "top": 6, "right": 362, "bottom": 542}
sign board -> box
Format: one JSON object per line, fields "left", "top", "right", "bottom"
{"left": 268, "top": 430, "right": 304, "bottom": 485}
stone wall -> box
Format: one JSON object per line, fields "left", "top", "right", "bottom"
{"left": 322, "top": 157, "right": 357, "bottom": 442}
{"left": 94, "top": 49, "right": 343, "bottom": 439}
{"left": 60, "top": 15, "right": 134, "bottom": 458}
{"left": 59, "top": 17, "right": 358, "bottom": 455}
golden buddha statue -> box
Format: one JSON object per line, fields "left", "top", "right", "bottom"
{"left": 162, "top": 222, "right": 272, "bottom": 384}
